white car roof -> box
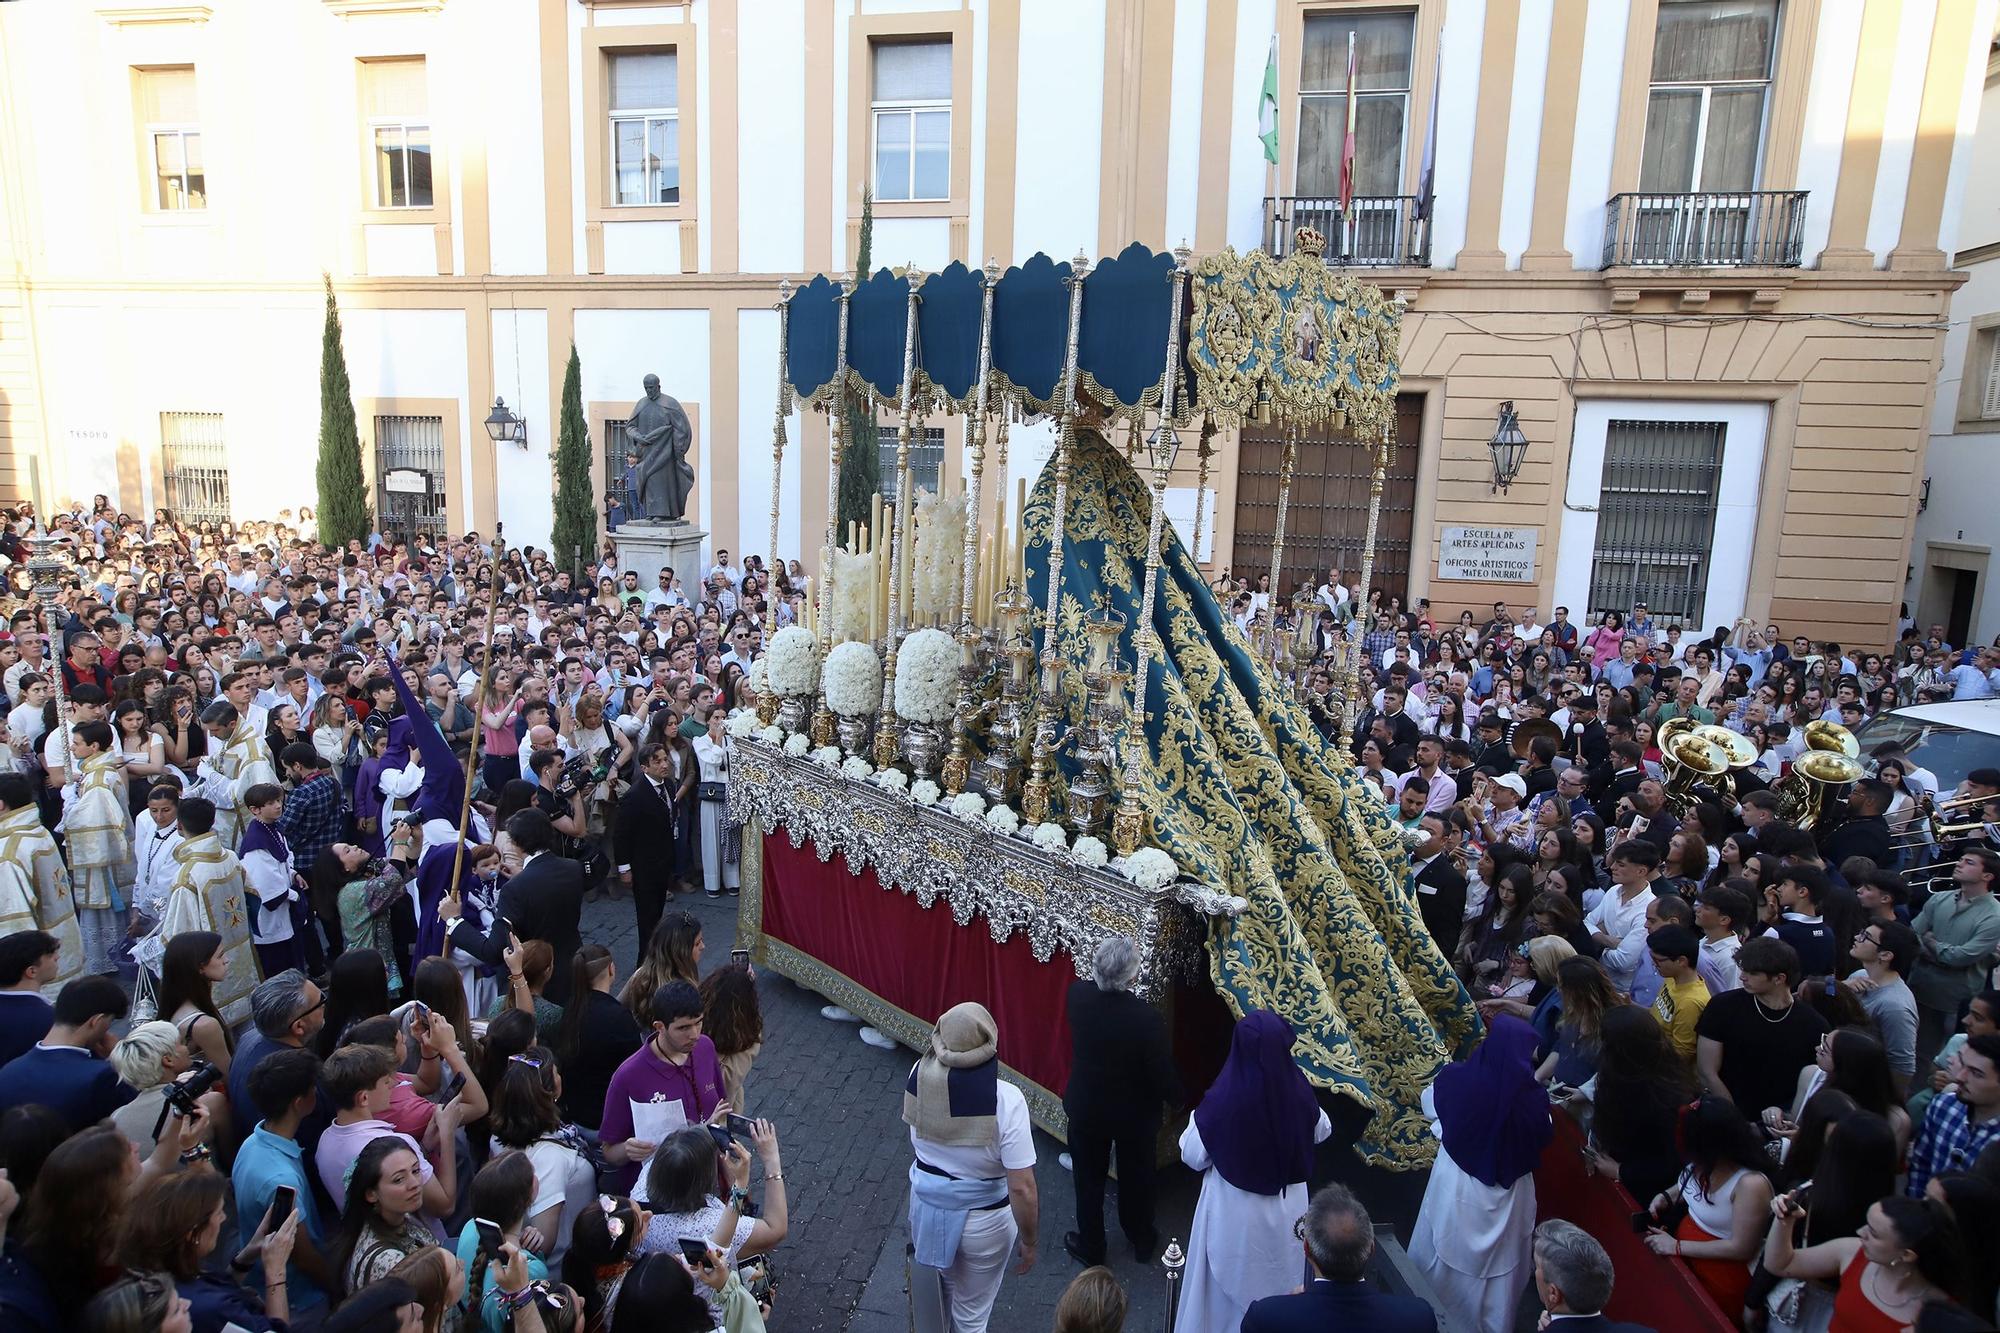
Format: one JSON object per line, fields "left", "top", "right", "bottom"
{"left": 1891, "top": 698, "right": 2000, "bottom": 737}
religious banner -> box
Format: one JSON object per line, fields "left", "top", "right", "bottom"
{"left": 1435, "top": 525, "right": 1540, "bottom": 583}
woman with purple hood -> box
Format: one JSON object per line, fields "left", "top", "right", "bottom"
{"left": 1176, "top": 1010, "right": 1330, "bottom": 1333}
{"left": 1408, "top": 1013, "right": 1553, "bottom": 1332}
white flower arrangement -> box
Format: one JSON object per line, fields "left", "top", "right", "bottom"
{"left": 841, "top": 756, "right": 875, "bottom": 781}
{"left": 747, "top": 657, "right": 769, "bottom": 696}
{"left": 895, "top": 627, "right": 960, "bottom": 724}
{"left": 766, "top": 625, "right": 821, "bottom": 696}
{"left": 1070, "top": 836, "right": 1109, "bottom": 868}
{"left": 1030, "top": 822, "right": 1069, "bottom": 853}
{"left": 910, "top": 778, "right": 940, "bottom": 806}
{"left": 1123, "top": 847, "right": 1179, "bottom": 890}
{"left": 911, "top": 488, "right": 970, "bottom": 622}
{"left": 811, "top": 745, "right": 842, "bottom": 769}
{"left": 756, "top": 725, "right": 784, "bottom": 745}
{"left": 950, "top": 791, "right": 988, "bottom": 823}
{"left": 985, "top": 804, "right": 1021, "bottom": 836}
{"left": 823, "top": 640, "right": 883, "bottom": 718}
{"left": 726, "top": 711, "right": 759, "bottom": 739}
{"left": 829, "top": 547, "right": 876, "bottom": 645}
{"left": 875, "top": 768, "right": 910, "bottom": 792}
{"left": 783, "top": 732, "right": 811, "bottom": 757}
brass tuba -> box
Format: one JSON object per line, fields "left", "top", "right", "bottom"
{"left": 1775, "top": 749, "right": 1866, "bottom": 826}
{"left": 1662, "top": 734, "right": 1730, "bottom": 814}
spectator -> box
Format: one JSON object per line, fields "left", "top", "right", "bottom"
{"left": 1061, "top": 935, "right": 1180, "bottom": 1269}
{"left": 598, "top": 981, "right": 726, "bottom": 1195}
{"left": 1587, "top": 842, "right": 1660, "bottom": 993}
{"left": 1580, "top": 1005, "right": 1698, "bottom": 1206}
{"left": 1909, "top": 851, "right": 2000, "bottom": 1071}
{"left": 488, "top": 1045, "right": 596, "bottom": 1267}
{"left": 116, "top": 1168, "right": 300, "bottom": 1333}
{"left": 0, "top": 974, "right": 135, "bottom": 1129}
{"left": 554, "top": 944, "right": 643, "bottom": 1131}
{"left": 1408, "top": 811, "right": 1469, "bottom": 953}
{"left": 1641, "top": 1096, "right": 1774, "bottom": 1316}
{"left": 1771, "top": 864, "right": 1835, "bottom": 978}
{"left": 1536, "top": 956, "right": 1627, "bottom": 1088}
{"left": 338, "top": 1012, "right": 490, "bottom": 1171}
{"left": 385, "top": 1245, "right": 468, "bottom": 1333}
{"left": 0, "top": 930, "right": 57, "bottom": 1066}
{"left": 234, "top": 1047, "right": 337, "bottom": 1320}
{"left": 454, "top": 1153, "right": 548, "bottom": 1332}
{"left": 1053, "top": 1267, "right": 1129, "bottom": 1333}
{"left": 903, "top": 1001, "right": 1035, "bottom": 1333}
{"left": 697, "top": 960, "right": 762, "bottom": 1116}
{"left": 633, "top": 1123, "right": 787, "bottom": 1319}
{"left": 76, "top": 1272, "right": 192, "bottom": 1333}
{"left": 226, "top": 970, "right": 330, "bottom": 1153}
{"left": 1910, "top": 988, "right": 1998, "bottom": 1125}
{"left": 1907, "top": 1034, "right": 2000, "bottom": 1198}
{"left": 446, "top": 810, "right": 584, "bottom": 1008}
{"left": 1784, "top": 1029, "right": 1913, "bottom": 1160}
{"left": 154, "top": 930, "right": 235, "bottom": 1078}
{"left": 106, "top": 1020, "right": 211, "bottom": 1159}
{"left": 1777, "top": 1100, "right": 1897, "bottom": 1264}
{"left": 1695, "top": 936, "right": 1829, "bottom": 1118}
{"left": 609, "top": 1251, "right": 767, "bottom": 1333}
{"left": 314, "top": 949, "right": 392, "bottom": 1060}
{"left": 1695, "top": 883, "right": 1752, "bottom": 991}
{"left": 329, "top": 1137, "right": 445, "bottom": 1299}
{"left": 484, "top": 939, "right": 563, "bottom": 1043}
{"left": 559, "top": 1193, "right": 647, "bottom": 1328}
{"left": 1848, "top": 918, "right": 1922, "bottom": 1090}
{"left": 1528, "top": 1219, "right": 1655, "bottom": 1332}
{"left": 1410, "top": 1015, "right": 1550, "bottom": 1333}
{"left": 315, "top": 1041, "right": 459, "bottom": 1217}
{"left": 1239, "top": 1183, "right": 1432, "bottom": 1332}
{"left": 1646, "top": 924, "right": 1709, "bottom": 1061}
{"left": 1764, "top": 1193, "right": 1968, "bottom": 1330}
{"left": 1178, "top": 1012, "right": 1329, "bottom": 1333}
{"left": 20, "top": 1124, "right": 164, "bottom": 1324}
{"left": 621, "top": 913, "right": 705, "bottom": 1027}
{"left": 314, "top": 829, "right": 420, "bottom": 997}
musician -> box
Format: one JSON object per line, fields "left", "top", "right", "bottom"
{"left": 1521, "top": 733, "right": 1559, "bottom": 801}
{"left": 1822, "top": 778, "right": 1894, "bottom": 869}
{"left": 1562, "top": 692, "right": 1611, "bottom": 784}
{"left": 1472, "top": 710, "right": 1513, "bottom": 774}
{"left": 1595, "top": 740, "right": 1646, "bottom": 823}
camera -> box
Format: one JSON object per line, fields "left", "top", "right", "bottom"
{"left": 164, "top": 1058, "right": 225, "bottom": 1118}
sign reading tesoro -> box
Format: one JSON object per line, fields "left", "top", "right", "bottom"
{"left": 1436, "top": 526, "right": 1538, "bottom": 583}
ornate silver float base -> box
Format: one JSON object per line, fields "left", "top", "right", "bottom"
{"left": 836, "top": 713, "right": 872, "bottom": 760}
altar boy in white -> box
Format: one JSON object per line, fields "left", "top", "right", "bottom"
{"left": 237, "top": 782, "right": 303, "bottom": 978}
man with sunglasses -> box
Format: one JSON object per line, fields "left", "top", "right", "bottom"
{"left": 1847, "top": 920, "right": 1921, "bottom": 1090}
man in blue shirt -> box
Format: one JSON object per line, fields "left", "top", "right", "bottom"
{"left": 235, "top": 1046, "right": 337, "bottom": 1315}
{"left": 0, "top": 930, "right": 59, "bottom": 1067}
{"left": 0, "top": 974, "right": 135, "bottom": 1130}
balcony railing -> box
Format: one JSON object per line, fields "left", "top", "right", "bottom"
{"left": 1602, "top": 190, "right": 1807, "bottom": 268}
{"left": 1264, "top": 195, "right": 1430, "bottom": 267}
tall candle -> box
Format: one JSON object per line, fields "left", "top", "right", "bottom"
{"left": 1015, "top": 479, "right": 1028, "bottom": 587}
{"left": 870, "top": 492, "right": 883, "bottom": 557}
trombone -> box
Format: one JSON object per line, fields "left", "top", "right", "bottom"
{"left": 1886, "top": 790, "right": 1992, "bottom": 832}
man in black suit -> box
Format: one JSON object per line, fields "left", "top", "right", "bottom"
{"left": 615, "top": 741, "right": 680, "bottom": 959}
{"left": 1061, "top": 934, "right": 1182, "bottom": 1268}
{"left": 1529, "top": 1219, "right": 1656, "bottom": 1332}
{"left": 1566, "top": 692, "right": 1611, "bottom": 782}
{"left": 445, "top": 808, "right": 584, "bottom": 1006}
{"left": 1596, "top": 740, "right": 1647, "bottom": 823}
{"left": 1409, "top": 809, "right": 1469, "bottom": 955}
{"left": 1473, "top": 709, "right": 1515, "bottom": 774}
{"left": 1240, "top": 1183, "right": 1437, "bottom": 1333}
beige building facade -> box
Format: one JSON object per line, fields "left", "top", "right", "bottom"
{"left": 0, "top": 0, "right": 1991, "bottom": 649}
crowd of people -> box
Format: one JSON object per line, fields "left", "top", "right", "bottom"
{"left": 0, "top": 500, "right": 1997, "bottom": 1333}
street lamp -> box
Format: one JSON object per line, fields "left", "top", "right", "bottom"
{"left": 1489, "top": 401, "right": 1529, "bottom": 493}
{"left": 484, "top": 397, "right": 526, "bottom": 449}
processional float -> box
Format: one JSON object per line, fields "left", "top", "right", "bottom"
{"left": 730, "top": 229, "right": 1477, "bottom": 1168}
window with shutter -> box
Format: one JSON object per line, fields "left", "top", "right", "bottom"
{"left": 360, "top": 59, "right": 432, "bottom": 209}
{"left": 871, "top": 40, "right": 950, "bottom": 202}
{"left": 1983, "top": 334, "right": 2000, "bottom": 421}
{"left": 135, "top": 66, "right": 204, "bottom": 211}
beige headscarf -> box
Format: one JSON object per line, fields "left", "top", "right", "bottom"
{"left": 902, "top": 1001, "right": 1001, "bottom": 1148}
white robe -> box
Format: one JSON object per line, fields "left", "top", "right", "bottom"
{"left": 57, "top": 752, "right": 132, "bottom": 972}
{"left": 1408, "top": 1083, "right": 1537, "bottom": 1333}
{"left": 137, "top": 832, "right": 258, "bottom": 1027}
{"left": 196, "top": 721, "right": 277, "bottom": 849}
{"left": 0, "top": 803, "right": 84, "bottom": 988}
{"left": 1176, "top": 1109, "right": 1332, "bottom": 1333}
{"left": 130, "top": 813, "right": 185, "bottom": 925}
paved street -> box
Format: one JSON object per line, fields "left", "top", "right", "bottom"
{"left": 581, "top": 885, "right": 1445, "bottom": 1332}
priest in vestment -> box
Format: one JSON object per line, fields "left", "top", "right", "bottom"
{"left": 0, "top": 776, "right": 85, "bottom": 987}
{"left": 138, "top": 795, "right": 258, "bottom": 1027}
{"left": 193, "top": 699, "right": 277, "bottom": 849}
{"left": 56, "top": 722, "right": 132, "bottom": 975}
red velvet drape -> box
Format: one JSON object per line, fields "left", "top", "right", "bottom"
{"left": 760, "top": 832, "right": 1079, "bottom": 1097}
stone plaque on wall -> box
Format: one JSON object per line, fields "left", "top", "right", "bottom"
{"left": 1436, "top": 526, "right": 1538, "bottom": 583}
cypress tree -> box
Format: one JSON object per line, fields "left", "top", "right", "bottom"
{"left": 836, "top": 187, "right": 882, "bottom": 541}
{"left": 314, "top": 276, "right": 371, "bottom": 549}
{"left": 550, "top": 342, "right": 597, "bottom": 578}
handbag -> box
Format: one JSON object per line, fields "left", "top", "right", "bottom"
{"left": 698, "top": 781, "right": 728, "bottom": 803}
{"left": 1765, "top": 1276, "right": 1834, "bottom": 1333}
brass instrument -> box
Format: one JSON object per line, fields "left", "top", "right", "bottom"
{"left": 1800, "top": 719, "right": 1861, "bottom": 759}
{"left": 1886, "top": 789, "right": 1994, "bottom": 832}
{"left": 1697, "top": 725, "right": 1758, "bottom": 770}
{"left": 1662, "top": 734, "right": 1730, "bottom": 812}
{"left": 1655, "top": 715, "right": 1700, "bottom": 755}
{"left": 1510, "top": 718, "right": 1563, "bottom": 760}
{"left": 1774, "top": 749, "right": 1866, "bottom": 826}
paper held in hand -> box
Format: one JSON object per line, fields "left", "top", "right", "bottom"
{"left": 631, "top": 1098, "right": 689, "bottom": 1145}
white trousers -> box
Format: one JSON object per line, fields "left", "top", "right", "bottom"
{"left": 940, "top": 1205, "right": 1017, "bottom": 1333}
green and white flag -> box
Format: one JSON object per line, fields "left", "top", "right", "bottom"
{"left": 1258, "top": 35, "right": 1279, "bottom": 164}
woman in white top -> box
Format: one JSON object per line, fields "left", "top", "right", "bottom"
{"left": 1178, "top": 1012, "right": 1331, "bottom": 1333}
{"left": 693, "top": 710, "right": 738, "bottom": 897}
{"left": 1409, "top": 1014, "right": 1551, "bottom": 1333}
{"left": 1641, "top": 1095, "right": 1773, "bottom": 1318}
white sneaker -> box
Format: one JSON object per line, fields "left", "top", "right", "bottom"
{"left": 820, "top": 1005, "right": 860, "bottom": 1023}
{"left": 859, "top": 1026, "right": 899, "bottom": 1050}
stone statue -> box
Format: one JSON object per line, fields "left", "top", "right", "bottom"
{"left": 625, "top": 374, "right": 695, "bottom": 522}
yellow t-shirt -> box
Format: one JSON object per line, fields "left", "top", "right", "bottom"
{"left": 1653, "top": 972, "right": 1710, "bottom": 1062}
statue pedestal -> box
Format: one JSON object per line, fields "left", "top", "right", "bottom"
{"left": 615, "top": 520, "right": 708, "bottom": 600}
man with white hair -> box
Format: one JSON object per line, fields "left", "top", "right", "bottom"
{"left": 1059, "top": 934, "right": 1181, "bottom": 1268}
{"left": 1529, "top": 1219, "right": 1654, "bottom": 1331}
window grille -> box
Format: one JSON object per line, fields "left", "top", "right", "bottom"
{"left": 373, "top": 414, "right": 447, "bottom": 542}
{"left": 160, "top": 412, "right": 229, "bottom": 525}
{"left": 1586, "top": 419, "right": 1727, "bottom": 627}
{"left": 605, "top": 419, "right": 634, "bottom": 513}
{"left": 878, "top": 426, "right": 945, "bottom": 503}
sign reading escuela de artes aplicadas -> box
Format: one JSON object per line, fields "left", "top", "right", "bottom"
{"left": 1436, "top": 526, "right": 1538, "bottom": 583}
